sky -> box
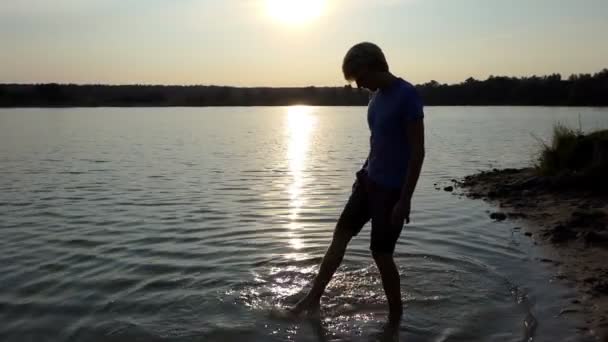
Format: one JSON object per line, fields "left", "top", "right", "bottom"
{"left": 1, "top": 0, "right": 607, "bottom": 86}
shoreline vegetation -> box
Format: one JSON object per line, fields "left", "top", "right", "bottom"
{"left": 456, "top": 126, "right": 608, "bottom": 340}
{"left": 1, "top": 69, "right": 607, "bottom": 107}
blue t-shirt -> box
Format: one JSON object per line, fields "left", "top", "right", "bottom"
{"left": 365, "top": 78, "right": 424, "bottom": 189}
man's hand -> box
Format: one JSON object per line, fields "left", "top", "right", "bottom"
{"left": 391, "top": 199, "right": 411, "bottom": 226}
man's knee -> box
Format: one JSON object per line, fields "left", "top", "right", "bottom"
{"left": 372, "top": 250, "right": 394, "bottom": 266}
{"left": 320, "top": 229, "right": 349, "bottom": 260}
{"left": 332, "top": 226, "right": 354, "bottom": 247}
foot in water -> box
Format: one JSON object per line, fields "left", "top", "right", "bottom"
{"left": 373, "top": 319, "right": 401, "bottom": 342}
{"left": 269, "top": 296, "right": 320, "bottom": 321}
{"left": 287, "top": 295, "right": 321, "bottom": 317}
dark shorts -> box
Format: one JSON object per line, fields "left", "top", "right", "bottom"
{"left": 336, "top": 169, "right": 404, "bottom": 254}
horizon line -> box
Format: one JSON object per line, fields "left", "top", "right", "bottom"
{"left": 2, "top": 68, "right": 606, "bottom": 88}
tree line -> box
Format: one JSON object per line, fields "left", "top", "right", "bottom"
{"left": 0, "top": 69, "right": 606, "bottom": 107}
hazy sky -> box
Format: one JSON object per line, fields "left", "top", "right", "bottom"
{"left": 1, "top": 0, "right": 607, "bottom": 86}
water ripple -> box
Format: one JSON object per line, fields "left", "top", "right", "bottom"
{"left": 0, "top": 106, "right": 601, "bottom": 341}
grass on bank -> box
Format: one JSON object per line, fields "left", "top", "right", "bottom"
{"left": 535, "top": 123, "right": 608, "bottom": 191}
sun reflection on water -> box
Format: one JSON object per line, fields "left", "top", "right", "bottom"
{"left": 285, "top": 106, "right": 317, "bottom": 254}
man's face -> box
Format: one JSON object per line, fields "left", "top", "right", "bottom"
{"left": 354, "top": 69, "right": 377, "bottom": 91}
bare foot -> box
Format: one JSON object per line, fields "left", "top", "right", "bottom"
{"left": 288, "top": 295, "right": 320, "bottom": 317}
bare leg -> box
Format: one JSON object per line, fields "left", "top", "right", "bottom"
{"left": 290, "top": 229, "right": 354, "bottom": 314}
{"left": 372, "top": 252, "right": 403, "bottom": 325}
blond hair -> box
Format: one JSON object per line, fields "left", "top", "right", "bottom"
{"left": 342, "top": 42, "right": 389, "bottom": 81}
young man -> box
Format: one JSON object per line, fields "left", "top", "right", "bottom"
{"left": 290, "top": 42, "right": 425, "bottom": 327}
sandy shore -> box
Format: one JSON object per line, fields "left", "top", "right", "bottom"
{"left": 451, "top": 168, "right": 608, "bottom": 340}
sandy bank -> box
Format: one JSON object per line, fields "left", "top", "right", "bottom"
{"left": 454, "top": 167, "right": 608, "bottom": 340}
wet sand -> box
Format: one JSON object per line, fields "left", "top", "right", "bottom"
{"left": 452, "top": 168, "right": 608, "bottom": 340}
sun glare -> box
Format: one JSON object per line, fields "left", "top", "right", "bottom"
{"left": 285, "top": 106, "right": 317, "bottom": 253}
{"left": 266, "top": 0, "right": 326, "bottom": 25}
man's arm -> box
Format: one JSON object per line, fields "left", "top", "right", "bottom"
{"left": 400, "top": 118, "right": 425, "bottom": 201}
{"left": 393, "top": 118, "right": 425, "bottom": 224}
{"left": 362, "top": 136, "right": 372, "bottom": 170}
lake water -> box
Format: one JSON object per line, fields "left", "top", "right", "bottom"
{"left": 1, "top": 106, "right": 606, "bottom": 342}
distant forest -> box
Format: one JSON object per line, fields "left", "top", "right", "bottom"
{"left": 1, "top": 69, "right": 606, "bottom": 107}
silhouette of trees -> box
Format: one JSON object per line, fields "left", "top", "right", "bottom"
{"left": 417, "top": 69, "right": 607, "bottom": 106}
{"left": 0, "top": 69, "right": 606, "bottom": 107}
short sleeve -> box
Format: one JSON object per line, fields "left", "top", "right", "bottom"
{"left": 403, "top": 89, "right": 424, "bottom": 122}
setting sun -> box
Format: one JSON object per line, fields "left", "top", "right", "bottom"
{"left": 266, "top": 0, "right": 326, "bottom": 25}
